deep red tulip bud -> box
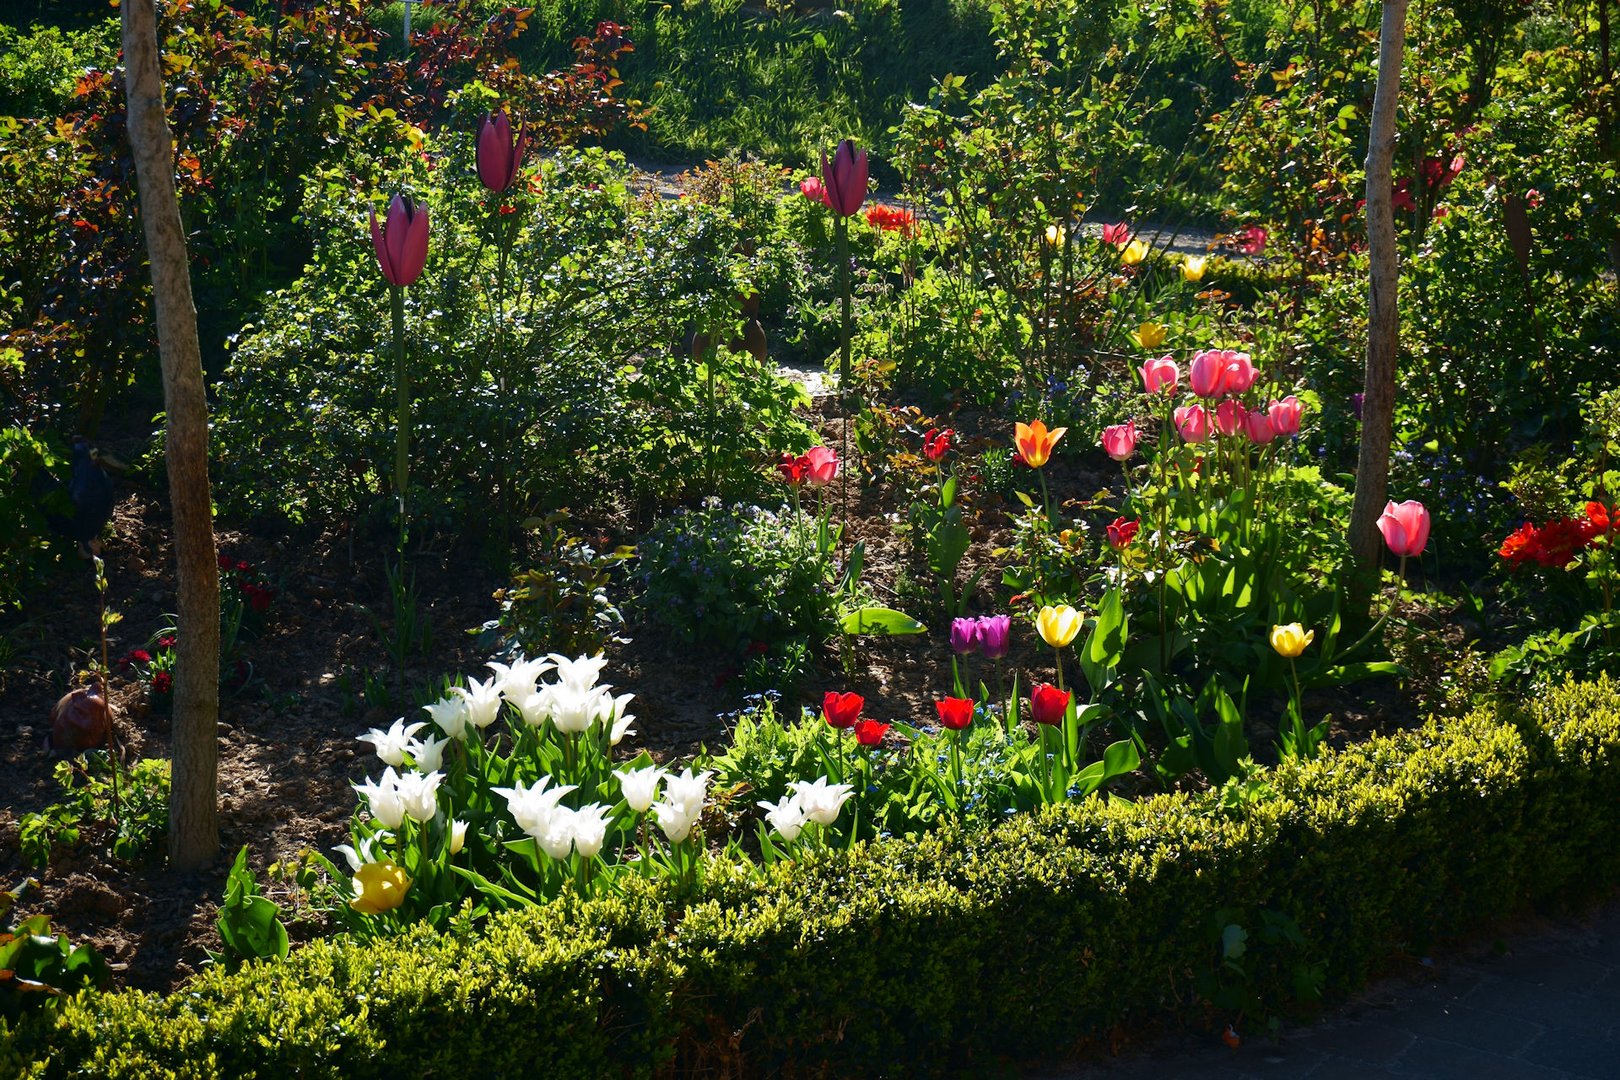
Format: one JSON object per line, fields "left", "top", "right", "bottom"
{"left": 935, "top": 697, "right": 974, "bottom": 731}
{"left": 823, "top": 691, "right": 864, "bottom": 730}
{"left": 820, "top": 138, "right": 869, "bottom": 217}
{"left": 370, "top": 194, "right": 430, "bottom": 286}
{"left": 854, "top": 717, "right": 891, "bottom": 746}
{"left": 923, "top": 428, "right": 953, "bottom": 463}
{"left": 777, "top": 452, "right": 808, "bottom": 486}
{"left": 1029, "top": 683, "right": 1071, "bottom": 727}
{"left": 1106, "top": 517, "right": 1140, "bottom": 550}
{"left": 476, "top": 110, "right": 527, "bottom": 193}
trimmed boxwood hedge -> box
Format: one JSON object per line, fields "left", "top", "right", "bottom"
{"left": 6, "top": 676, "right": 1620, "bottom": 1079}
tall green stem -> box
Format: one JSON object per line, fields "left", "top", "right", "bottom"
{"left": 391, "top": 284, "right": 409, "bottom": 554}
{"left": 836, "top": 214, "right": 853, "bottom": 541}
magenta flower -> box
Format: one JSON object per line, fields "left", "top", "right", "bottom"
{"left": 800, "top": 175, "right": 829, "bottom": 206}
{"left": 820, "top": 139, "right": 869, "bottom": 218}
{"left": 1378, "top": 500, "right": 1431, "bottom": 558}
{"left": 1140, "top": 355, "right": 1179, "bottom": 395}
{"left": 370, "top": 194, "right": 430, "bottom": 287}
{"left": 1236, "top": 225, "right": 1268, "bottom": 255}
{"left": 476, "top": 111, "right": 527, "bottom": 193}
{"left": 1188, "top": 350, "right": 1230, "bottom": 399}
{"left": 1101, "top": 420, "right": 1138, "bottom": 462}
{"left": 1174, "top": 404, "right": 1211, "bottom": 443}
{"left": 975, "top": 614, "right": 1011, "bottom": 660}
{"left": 950, "top": 618, "right": 980, "bottom": 655}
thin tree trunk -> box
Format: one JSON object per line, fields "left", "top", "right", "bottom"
{"left": 122, "top": 0, "right": 221, "bottom": 870}
{"left": 1347, "top": 0, "right": 1410, "bottom": 617}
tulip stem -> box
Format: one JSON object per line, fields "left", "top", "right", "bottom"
{"left": 390, "top": 283, "right": 410, "bottom": 554}
{"left": 835, "top": 213, "right": 853, "bottom": 551}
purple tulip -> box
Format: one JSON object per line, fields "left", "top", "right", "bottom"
{"left": 820, "top": 138, "right": 869, "bottom": 218}
{"left": 476, "top": 110, "right": 527, "bottom": 193}
{"left": 1351, "top": 392, "right": 1365, "bottom": 420}
{"left": 370, "top": 194, "right": 430, "bottom": 287}
{"left": 950, "top": 617, "right": 980, "bottom": 655}
{"left": 975, "top": 615, "right": 1012, "bottom": 660}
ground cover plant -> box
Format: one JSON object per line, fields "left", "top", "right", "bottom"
{"left": 2, "top": 0, "right": 1618, "bottom": 1073}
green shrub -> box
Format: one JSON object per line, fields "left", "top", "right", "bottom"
{"left": 9, "top": 677, "right": 1620, "bottom": 1078}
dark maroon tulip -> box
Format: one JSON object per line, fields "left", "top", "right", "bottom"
{"left": 369, "top": 194, "right": 430, "bottom": 287}
{"left": 476, "top": 110, "right": 527, "bottom": 193}
{"left": 820, "top": 138, "right": 869, "bottom": 218}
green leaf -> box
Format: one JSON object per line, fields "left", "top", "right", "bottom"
{"left": 840, "top": 607, "right": 926, "bottom": 635}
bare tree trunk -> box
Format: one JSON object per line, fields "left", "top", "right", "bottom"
{"left": 122, "top": 0, "right": 220, "bottom": 870}
{"left": 1347, "top": 0, "right": 1411, "bottom": 617}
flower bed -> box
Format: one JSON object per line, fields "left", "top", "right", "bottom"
{"left": 8, "top": 676, "right": 1617, "bottom": 1079}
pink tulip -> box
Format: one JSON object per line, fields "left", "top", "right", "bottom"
{"left": 804, "top": 445, "right": 840, "bottom": 487}
{"left": 1101, "top": 222, "right": 1132, "bottom": 248}
{"left": 1214, "top": 399, "right": 1246, "bottom": 437}
{"left": 1377, "top": 500, "right": 1431, "bottom": 558}
{"left": 370, "top": 194, "right": 430, "bottom": 287}
{"left": 1236, "top": 225, "right": 1268, "bottom": 255}
{"left": 1245, "top": 409, "right": 1276, "bottom": 445}
{"left": 820, "top": 139, "right": 869, "bottom": 218}
{"left": 1222, "top": 353, "right": 1258, "bottom": 395}
{"left": 1140, "top": 355, "right": 1179, "bottom": 395}
{"left": 800, "top": 176, "right": 829, "bottom": 206}
{"left": 475, "top": 110, "right": 527, "bottom": 193}
{"left": 1267, "top": 395, "right": 1302, "bottom": 436}
{"left": 1174, "top": 404, "right": 1210, "bottom": 443}
{"left": 1101, "top": 421, "right": 1138, "bottom": 462}
{"left": 1188, "top": 350, "right": 1230, "bottom": 399}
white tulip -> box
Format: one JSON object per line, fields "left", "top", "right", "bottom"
{"left": 547, "top": 685, "right": 605, "bottom": 735}
{"left": 454, "top": 675, "right": 504, "bottom": 730}
{"left": 610, "top": 713, "right": 637, "bottom": 746}
{"left": 448, "top": 819, "right": 469, "bottom": 855}
{"left": 652, "top": 800, "right": 697, "bottom": 844}
{"left": 493, "top": 777, "right": 577, "bottom": 841}
{"left": 789, "top": 777, "right": 854, "bottom": 827}
{"left": 395, "top": 770, "right": 444, "bottom": 824}
{"left": 569, "top": 803, "right": 611, "bottom": 859}
{"left": 515, "top": 687, "right": 553, "bottom": 728}
{"left": 547, "top": 654, "right": 610, "bottom": 697}
{"left": 407, "top": 734, "right": 448, "bottom": 773}
{"left": 594, "top": 691, "right": 635, "bottom": 724}
{"left": 486, "top": 655, "right": 554, "bottom": 703}
{"left": 536, "top": 809, "right": 576, "bottom": 860}
{"left": 664, "top": 767, "right": 713, "bottom": 819}
{"left": 358, "top": 718, "right": 426, "bottom": 768}
{"left": 759, "top": 794, "right": 809, "bottom": 843}
{"left": 422, "top": 696, "right": 469, "bottom": 741}
{"left": 354, "top": 768, "right": 407, "bottom": 829}
{"left": 334, "top": 833, "right": 387, "bottom": 872}
{"left": 614, "top": 766, "right": 664, "bottom": 814}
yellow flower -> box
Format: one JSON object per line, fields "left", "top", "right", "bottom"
{"left": 1130, "top": 321, "right": 1167, "bottom": 349}
{"left": 1181, "top": 255, "right": 1208, "bottom": 282}
{"left": 1014, "top": 419, "right": 1067, "bottom": 469}
{"left": 1269, "top": 623, "right": 1315, "bottom": 659}
{"left": 351, "top": 861, "right": 411, "bottom": 915}
{"left": 1037, "top": 605, "right": 1083, "bottom": 648}
{"left": 1045, "top": 223, "right": 1066, "bottom": 246}
{"left": 1120, "top": 239, "right": 1150, "bottom": 265}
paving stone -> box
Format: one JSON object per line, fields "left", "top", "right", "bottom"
{"left": 1302, "top": 1057, "right": 1404, "bottom": 1079}
{"left": 1462, "top": 978, "right": 1620, "bottom": 1039}
{"left": 1488, "top": 952, "right": 1614, "bottom": 993}
{"left": 1516, "top": 1029, "right": 1620, "bottom": 1078}
{"left": 1289, "top": 1020, "right": 1417, "bottom": 1065}
{"left": 1386, "top": 1000, "right": 1545, "bottom": 1056}
{"left": 1393, "top": 1037, "right": 1572, "bottom": 1079}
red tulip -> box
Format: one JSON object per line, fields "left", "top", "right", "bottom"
{"left": 370, "top": 194, "right": 430, "bottom": 287}
{"left": 820, "top": 139, "right": 869, "bottom": 218}
{"left": 777, "top": 452, "right": 808, "bottom": 486}
{"left": 823, "top": 691, "right": 864, "bottom": 730}
{"left": 1030, "top": 683, "right": 1071, "bottom": 727}
{"left": 1106, "top": 517, "right": 1139, "bottom": 549}
{"left": 1140, "top": 355, "right": 1179, "bottom": 395}
{"left": 923, "top": 428, "right": 954, "bottom": 463}
{"left": 804, "top": 445, "right": 840, "bottom": 487}
{"left": 935, "top": 697, "right": 974, "bottom": 731}
{"left": 1100, "top": 421, "right": 1138, "bottom": 462}
{"left": 854, "top": 718, "right": 891, "bottom": 746}
{"left": 476, "top": 110, "right": 527, "bottom": 193}
{"left": 1101, "top": 222, "right": 1132, "bottom": 248}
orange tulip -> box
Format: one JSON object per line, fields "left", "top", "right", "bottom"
{"left": 1014, "top": 420, "right": 1067, "bottom": 469}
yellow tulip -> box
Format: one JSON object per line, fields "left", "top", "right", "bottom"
{"left": 1120, "top": 239, "right": 1150, "bottom": 265}
{"left": 1037, "top": 605, "right": 1082, "bottom": 648}
{"left": 1014, "top": 419, "right": 1067, "bottom": 469}
{"left": 1181, "top": 255, "right": 1208, "bottom": 282}
{"left": 1269, "top": 623, "right": 1315, "bottom": 659}
{"left": 1044, "top": 223, "right": 1066, "bottom": 246}
{"left": 351, "top": 860, "right": 411, "bottom": 915}
{"left": 1131, "top": 321, "right": 1167, "bottom": 349}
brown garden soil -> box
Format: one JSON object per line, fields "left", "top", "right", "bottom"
{"left": 0, "top": 405, "right": 1438, "bottom": 995}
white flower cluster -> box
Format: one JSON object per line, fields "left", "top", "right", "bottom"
{"left": 757, "top": 778, "right": 854, "bottom": 843}
{"left": 410, "top": 654, "right": 637, "bottom": 744}
{"left": 352, "top": 766, "right": 444, "bottom": 829}
{"left": 492, "top": 777, "right": 611, "bottom": 860}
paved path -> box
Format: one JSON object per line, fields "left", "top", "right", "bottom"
{"left": 1033, "top": 900, "right": 1620, "bottom": 1079}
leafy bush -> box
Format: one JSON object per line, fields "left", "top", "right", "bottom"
{"left": 18, "top": 754, "right": 170, "bottom": 868}
{"left": 8, "top": 677, "right": 1620, "bottom": 1078}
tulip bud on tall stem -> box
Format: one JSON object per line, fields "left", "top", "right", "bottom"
{"left": 835, "top": 214, "right": 853, "bottom": 543}
{"left": 391, "top": 283, "right": 410, "bottom": 555}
